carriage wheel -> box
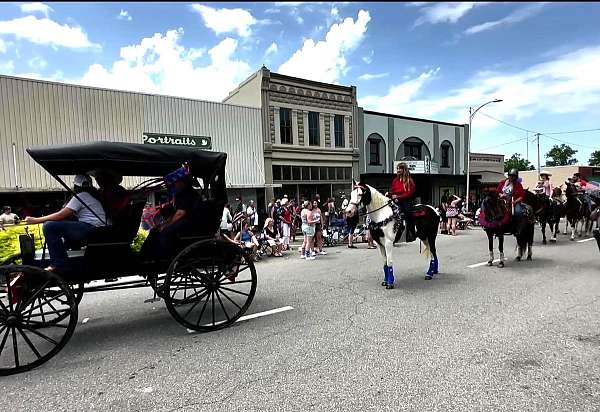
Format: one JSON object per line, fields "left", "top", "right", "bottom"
{"left": 0, "top": 265, "right": 78, "bottom": 376}
{"left": 164, "top": 239, "right": 257, "bottom": 332}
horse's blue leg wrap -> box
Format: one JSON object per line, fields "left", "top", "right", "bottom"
{"left": 426, "top": 258, "right": 438, "bottom": 278}
{"left": 387, "top": 266, "right": 394, "bottom": 287}
{"left": 382, "top": 265, "right": 389, "bottom": 286}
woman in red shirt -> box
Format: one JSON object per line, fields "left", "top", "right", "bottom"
{"left": 497, "top": 168, "right": 525, "bottom": 221}
{"left": 390, "top": 162, "right": 417, "bottom": 242}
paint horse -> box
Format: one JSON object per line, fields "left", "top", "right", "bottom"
{"left": 345, "top": 182, "right": 440, "bottom": 289}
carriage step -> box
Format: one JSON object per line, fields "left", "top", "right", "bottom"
{"left": 144, "top": 297, "right": 162, "bottom": 303}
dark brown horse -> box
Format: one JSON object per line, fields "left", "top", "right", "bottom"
{"left": 565, "top": 182, "right": 587, "bottom": 240}
{"left": 479, "top": 191, "right": 510, "bottom": 267}
{"left": 535, "top": 188, "right": 564, "bottom": 244}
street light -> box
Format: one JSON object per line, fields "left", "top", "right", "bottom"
{"left": 465, "top": 98, "right": 503, "bottom": 213}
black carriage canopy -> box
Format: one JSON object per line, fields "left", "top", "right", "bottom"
{"left": 27, "top": 141, "right": 228, "bottom": 203}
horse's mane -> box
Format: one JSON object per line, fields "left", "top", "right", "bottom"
{"left": 365, "top": 184, "right": 390, "bottom": 210}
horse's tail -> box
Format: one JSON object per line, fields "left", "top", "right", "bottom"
{"left": 421, "top": 237, "right": 432, "bottom": 260}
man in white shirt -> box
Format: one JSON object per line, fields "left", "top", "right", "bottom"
{"left": 25, "top": 174, "right": 107, "bottom": 271}
{"left": 246, "top": 200, "right": 259, "bottom": 229}
{"left": 0, "top": 206, "right": 20, "bottom": 230}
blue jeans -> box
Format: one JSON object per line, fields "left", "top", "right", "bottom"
{"left": 43, "top": 221, "right": 95, "bottom": 269}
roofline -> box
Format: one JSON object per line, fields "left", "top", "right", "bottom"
{"left": 270, "top": 71, "right": 354, "bottom": 92}
{"left": 362, "top": 109, "right": 467, "bottom": 128}
{"left": 519, "top": 165, "right": 592, "bottom": 170}
{"left": 0, "top": 74, "right": 261, "bottom": 111}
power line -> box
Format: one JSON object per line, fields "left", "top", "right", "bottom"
{"left": 478, "top": 112, "right": 536, "bottom": 133}
{"left": 539, "top": 133, "right": 598, "bottom": 150}
{"left": 477, "top": 137, "right": 528, "bottom": 151}
{"left": 542, "top": 128, "right": 600, "bottom": 135}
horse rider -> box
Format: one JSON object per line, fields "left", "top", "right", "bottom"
{"left": 534, "top": 170, "right": 553, "bottom": 198}
{"left": 389, "top": 162, "right": 417, "bottom": 242}
{"left": 498, "top": 169, "right": 526, "bottom": 227}
{"left": 571, "top": 172, "right": 595, "bottom": 210}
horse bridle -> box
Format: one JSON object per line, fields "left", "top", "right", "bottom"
{"left": 350, "top": 186, "right": 392, "bottom": 217}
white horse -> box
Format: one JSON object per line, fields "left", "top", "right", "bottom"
{"left": 345, "top": 182, "right": 441, "bottom": 289}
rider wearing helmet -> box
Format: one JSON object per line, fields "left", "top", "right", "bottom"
{"left": 497, "top": 168, "right": 525, "bottom": 220}
{"left": 390, "top": 162, "right": 417, "bottom": 242}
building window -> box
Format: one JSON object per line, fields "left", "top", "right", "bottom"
{"left": 301, "top": 166, "right": 310, "bottom": 180}
{"left": 329, "top": 167, "right": 337, "bottom": 180}
{"left": 310, "top": 166, "right": 319, "bottom": 181}
{"left": 404, "top": 142, "right": 422, "bottom": 160}
{"left": 279, "top": 108, "right": 292, "bottom": 144}
{"left": 441, "top": 144, "right": 450, "bottom": 168}
{"left": 292, "top": 166, "right": 301, "bottom": 181}
{"left": 308, "top": 111, "right": 320, "bottom": 146}
{"left": 369, "top": 139, "right": 381, "bottom": 165}
{"left": 334, "top": 115, "right": 345, "bottom": 148}
{"left": 273, "top": 165, "right": 282, "bottom": 181}
{"left": 320, "top": 167, "right": 328, "bottom": 180}
{"left": 282, "top": 165, "right": 291, "bottom": 180}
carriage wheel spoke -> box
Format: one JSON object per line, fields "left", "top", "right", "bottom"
{"left": 22, "top": 291, "right": 67, "bottom": 317}
{"left": 20, "top": 325, "right": 58, "bottom": 346}
{"left": 215, "top": 290, "right": 230, "bottom": 322}
{"left": 0, "top": 326, "right": 9, "bottom": 354}
{"left": 16, "top": 280, "right": 51, "bottom": 313}
{"left": 38, "top": 298, "right": 46, "bottom": 323}
{"left": 181, "top": 289, "right": 210, "bottom": 318}
{"left": 11, "top": 327, "right": 19, "bottom": 368}
{"left": 219, "top": 286, "right": 250, "bottom": 297}
{"left": 6, "top": 277, "right": 15, "bottom": 312}
{"left": 219, "top": 280, "right": 253, "bottom": 286}
{"left": 23, "top": 319, "right": 68, "bottom": 328}
{"left": 23, "top": 308, "right": 70, "bottom": 319}
{"left": 16, "top": 326, "right": 42, "bottom": 359}
{"left": 216, "top": 289, "right": 242, "bottom": 312}
{"left": 175, "top": 288, "right": 210, "bottom": 306}
{"left": 0, "top": 295, "right": 8, "bottom": 312}
{"left": 211, "top": 291, "right": 216, "bottom": 326}
{"left": 195, "top": 292, "right": 211, "bottom": 326}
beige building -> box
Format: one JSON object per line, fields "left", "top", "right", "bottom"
{"left": 520, "top": 165, "right": 600, "bottom": 192}
{"left": 469, "top": 152, "right": 505, "bottom": 191}
{"left": 224, "top": 66, "right": 360, "bottom": 202}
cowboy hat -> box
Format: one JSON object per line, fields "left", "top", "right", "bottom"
{"left": 539, "top": 170, "right": 552, "bottom": 176}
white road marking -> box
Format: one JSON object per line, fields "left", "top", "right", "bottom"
{"left": 577, "top": 238, "right": 595, "bottom": 243}
{"left": 467, "top": 259, "right": 505, "bottom": 269}
{"left": 186, "top": 306, "right": 294, "bottom": 333}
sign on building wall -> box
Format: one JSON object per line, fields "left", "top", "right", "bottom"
{"left": 143, "top": 133, "right": 212, "bottom": 149}
{"left": 394, "top": 159, "right": 439, "bottom": 174}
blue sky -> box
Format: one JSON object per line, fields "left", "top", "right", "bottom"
{"left": 1, "top": 2, "right": 599, "bottom": 165}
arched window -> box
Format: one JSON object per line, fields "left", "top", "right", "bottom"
{"left": 396, "top": 137, "right": 431, "bottom": 161}
{"left": 441, "top": 140, "right": 453, "bottom": 168}
{"left": 367, "top": 134, "right": 384, "bottom": 166}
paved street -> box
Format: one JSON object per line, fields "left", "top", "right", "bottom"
{"left": 4, "top": 227, "right": 600, "bottom": 411}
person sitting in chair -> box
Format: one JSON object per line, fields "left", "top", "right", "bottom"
{"left": 25, "top": 174, "right": 107, "bottom": 272}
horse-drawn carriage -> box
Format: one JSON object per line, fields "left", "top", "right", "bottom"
{"left": 0, "top": 142, "right": 257, "bottom": 375}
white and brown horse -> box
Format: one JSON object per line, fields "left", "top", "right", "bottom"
{"left": 345, "top": 182, "right": 440, "bottom": 289}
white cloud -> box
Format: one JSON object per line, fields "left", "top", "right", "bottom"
{"left": 20, "top": 2, "right": 53, "bottom": 17}
{"left": 362, "top": 50, "right": 374, "bottom": 64}
{"left": 190, "top": 4, "right": 257, "bottom": 37}
{"left": 0, "top": 15, "right": 99, "bottom": 49}
{"left": 360, "top": 45, "right": 600, "bottom": 128}
{"left": 185, "top": 47, "right": 205, "bottom": 61}
{"left": 28, "top": 56, "right": 47, "bottom": 70}
{"left": 0, "top": 60, "right": 14, "bottom": 74}
{"left": 265, "top": 8, "right": 281, "bottom": 14}
{"left": 295, "top": 15, "right": 304, "bottom": 24}
{"left": 79, "top": 28, "right": 252, "bottom": 102}
{"left": 117, "top": 9, "right": 132, "bottom": 21}
{"left": 414, "top": 2, "right": 484, "bottom": 27}
{"left": 465, "top": 3, "right": 547, "bottom": 35}
{"left": 274, "top": 2, "right": 308, "bottom": 6}
{"left": 264, "top": 42, "right": 278, "bottom": 57}
{"left": 0, "top": 38, "right": 6, "bottom": 53}
{"left": 358, "top": 72, "right": 389, "bottom": 81}
{"left": 278, "top": 10, "right": 371, "bottom": 83}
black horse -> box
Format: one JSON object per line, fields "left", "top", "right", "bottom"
{"left": 514, "top": 190, "right": 542, "bottom": 261}
{"left": 536, "top": 188, "right": 564, "bottom": 244}
{"left": 565, "top": 182, "right": 587, "bottom": 240}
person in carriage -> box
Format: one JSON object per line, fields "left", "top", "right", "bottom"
{"left": 24, "top": 174, "right": 108, "bottom": 272}
{"left": 389, "top": 162, "right": 417, "bottom": 242}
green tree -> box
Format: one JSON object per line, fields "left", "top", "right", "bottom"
{"left": 504, "top": 153, "right": 535, "bottom": 172}
{"left": 545, "top": 144, "right": 578, "bottom": 166}
{"left": 589, "top": 150, "right": 600, "bottom": 166}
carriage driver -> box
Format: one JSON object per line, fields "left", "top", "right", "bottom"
{"left": 25, "top": 174, "right": 107, "bottom": 272}
{"left": 498, "top": 169, "right": 525, "bottom": 222}
{"left": 389, "top": 162, "right": 417, "bottom": 242}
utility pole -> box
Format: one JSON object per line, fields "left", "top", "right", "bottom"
{"left": 526, "top": 131, "right": 529, "bottom": 162}
{"left": 536, "top": 133, "right": 541, "bottom": 178}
